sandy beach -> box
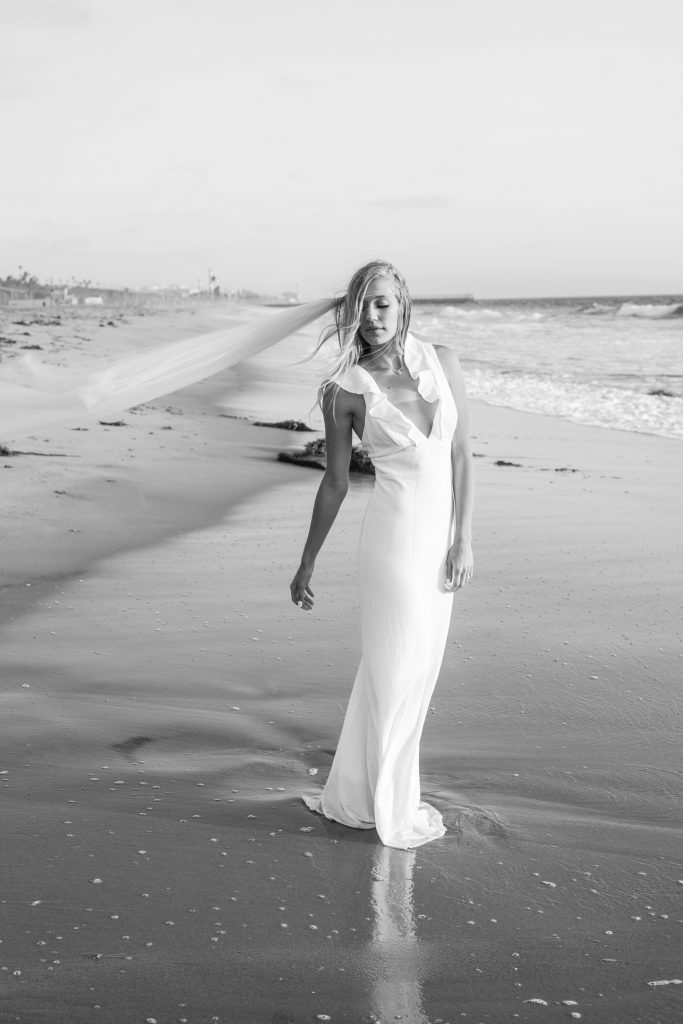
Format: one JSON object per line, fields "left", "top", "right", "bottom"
{"left": 1, "top": 305, "right": 681, "bottom": 1024}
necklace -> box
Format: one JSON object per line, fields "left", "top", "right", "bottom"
{"left": 368, "top": 359, "right": 403, "bottom": 375}
{"left": 364, "top": 348, "right": 404, "bottom": 375}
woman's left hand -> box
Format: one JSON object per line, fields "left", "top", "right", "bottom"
{"left": 445, "top": 537, "right": 474, "bottom": 592}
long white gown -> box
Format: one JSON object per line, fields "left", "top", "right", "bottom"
{"left": 304, "top": 333, "right": 458, "bottom": 849}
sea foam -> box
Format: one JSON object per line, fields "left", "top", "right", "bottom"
{"left": 412, "top": 295, "right": 683, "bottom": 439}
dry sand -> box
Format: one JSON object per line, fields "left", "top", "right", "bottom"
{"left": 1, "top": 305, "right": 681, "bottom": 1024}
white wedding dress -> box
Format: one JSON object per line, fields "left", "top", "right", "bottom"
{"left": 304, "top": 334, "right": 458, "bottom": 849}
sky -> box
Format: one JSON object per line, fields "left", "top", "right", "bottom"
{"left": 1, "top": 0, "right": 682, "bottom": 298}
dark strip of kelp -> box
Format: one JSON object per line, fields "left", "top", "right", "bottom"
{"left": 278, "top": 438, "right": 375, "bottom": 474}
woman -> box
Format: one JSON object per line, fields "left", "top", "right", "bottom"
{"left": 291, "top": 260, "right": 474, "bottom": 849}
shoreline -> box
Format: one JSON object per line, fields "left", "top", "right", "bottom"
{"left": 1, "top": 306, "right": 681, "bottom": 1023}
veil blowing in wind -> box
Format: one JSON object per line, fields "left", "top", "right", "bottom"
{"left": 0, "top": 298, "right": 335, "bottom": 442}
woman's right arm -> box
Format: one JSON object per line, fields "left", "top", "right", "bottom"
{"left": 290, "top": 387, "right": 354, "bottom": 611}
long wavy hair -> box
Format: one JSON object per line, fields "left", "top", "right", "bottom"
{"left": 313, "top": 260, "right": 412, "bottom": 400}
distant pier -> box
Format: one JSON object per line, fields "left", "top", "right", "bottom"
{"left": 412, "top": 294, "right": 474, "bottom": 305}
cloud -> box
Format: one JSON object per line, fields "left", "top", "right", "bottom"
{"left": 268, "top": 72, "right": 315, "bottom": 94}
{"left": 0, "top": 0, "right": 92, "bottom": 29}
{"left": 366, "top": 196, "right": 450, "bottom": 210}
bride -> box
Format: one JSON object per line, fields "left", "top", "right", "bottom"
{"left": 291, "top": 260, "right": 475, "bottom": 849}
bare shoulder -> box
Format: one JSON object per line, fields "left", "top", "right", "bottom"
{"left": 320, "top": 381, "right": 364, "bottom": 425}
{"left": 433, "top": 344, "right": 465, "bottom": 382}
{"left": 321, "top": 381, "right": 356, "bottom": 408}
{"left": 433, "top": 344, "right": 470, "bottom": 430}
{"left": 411, "top": 332, "right": 462, "bottom": 376}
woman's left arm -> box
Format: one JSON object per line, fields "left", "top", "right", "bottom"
{"left": 436, "top": 347, "right": 475, "bottom": 591}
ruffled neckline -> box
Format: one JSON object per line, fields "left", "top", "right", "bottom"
{"left": 340, "top": 333, "right": 443, "bottom": 444}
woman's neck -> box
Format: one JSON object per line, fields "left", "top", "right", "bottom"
{"left": 362, "top": 340, "right": 403, "bottom": 373}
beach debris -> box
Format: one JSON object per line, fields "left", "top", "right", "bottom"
{"left": 308, "top": 767, "right": 318, "bottom": 775}
{"left": 495, "top": 459, "right": 523, "bottom": 467}
{"left": 254, "top": 419, "right": 314, "bottom": 431}
{"left": 523, "top": 998, "right": 549, "bottom": 1006}
{"left": 98, "top": 419, "right": 126, "bottom": 427}
{"left": 540, "top": 880, "right": 557, "bottom": 887}
{"left": 278, "top": 438, "right": 375, "bottom": 474}
{"left": 112, "top": 733, "right": 152, "bottom": 757}
{"left": 647, "top": 979, "right": 681, "bottom": 986}
{"left": 278, "top": 437, "right": 327, "bottom": 469}
{"left": 348, "top": 446, "right": 375, "bottom": 474}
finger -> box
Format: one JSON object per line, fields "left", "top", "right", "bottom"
{"left": 456, "top": 568, "right": 473, "bottom": 592}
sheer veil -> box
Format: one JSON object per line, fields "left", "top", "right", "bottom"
{"left": 0, "top": 298, "right": 334, "bottom": 442}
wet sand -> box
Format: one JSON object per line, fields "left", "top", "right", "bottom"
{"left": 1, "top": 305, "right": 681, "bottom": 1023}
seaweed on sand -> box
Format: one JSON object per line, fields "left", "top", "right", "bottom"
{"left": 278, "top": 438, "right": 375, "bottom": 475}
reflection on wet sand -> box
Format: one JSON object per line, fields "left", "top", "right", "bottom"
{"left": 369, "top": 844, "right": 430, "bottom": 1024}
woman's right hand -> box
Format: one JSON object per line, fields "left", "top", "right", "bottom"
{"left": 288, "top": 388, "right": 355, "bottom": 614}
{"left": 290, "top": 563, "right": 315, "bottom": 611}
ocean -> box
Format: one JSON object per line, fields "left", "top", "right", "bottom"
{"left": 413, "top": 295, "right": 683, "bottom": 440}
{"left": 220, "top": 294, "right": 683, "bottom": 441}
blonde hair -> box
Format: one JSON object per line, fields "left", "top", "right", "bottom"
{"left": 313, "top": 260, "right": 411, "bottom": 399}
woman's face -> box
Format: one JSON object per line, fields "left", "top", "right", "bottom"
{"left": 358, "top": 277, "right": 400, "bottom": 347}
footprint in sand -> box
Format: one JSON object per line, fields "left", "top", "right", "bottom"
{"left": 112, "top": 735, "right": 154, "bottom": 758}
